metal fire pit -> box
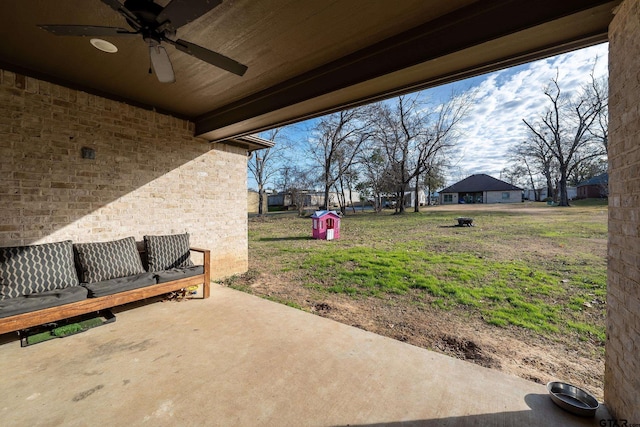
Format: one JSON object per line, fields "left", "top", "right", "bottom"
{"left": 456, "top": 217, "right": 473, "bottom": 227}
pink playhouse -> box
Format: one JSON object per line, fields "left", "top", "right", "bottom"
{"left": 311, "top": 210, "right": 341, "bottom": 240}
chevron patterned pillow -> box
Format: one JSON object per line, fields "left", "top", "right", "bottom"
{"left": 0, "top": 240, "right": 79, "bottom": 299}
{"left": 74, "top": 237, "right": 146, "bottom": 284}
{"left": 143, "top": 233, "right": 194, "bottom": 272}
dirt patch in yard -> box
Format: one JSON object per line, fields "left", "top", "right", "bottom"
{"left": 226, "top": 270, "right": 605, "bottom": 400}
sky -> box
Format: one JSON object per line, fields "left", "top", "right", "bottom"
{"left": 250, "top": 43, "right": 608, "bottom": 190}
{"left": 445, "top": 42, "right": 608, "bottom": 184}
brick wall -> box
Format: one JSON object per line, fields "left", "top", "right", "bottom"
{"left": 0, "top": 69, "right": 248, "bottom": 279}
{"left": 606, "top": 0, "right": 640, "bottom": 421}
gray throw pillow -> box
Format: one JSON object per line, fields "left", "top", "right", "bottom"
{"left": 143, "top": 233, "right": 194, "bottom": 272}
{"left": 74, "top": 236, "right": 145, "bottom": 284}
{"left": 0, "top": 240, "right": 79, "bottom": 299}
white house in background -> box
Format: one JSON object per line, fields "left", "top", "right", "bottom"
{"left": 439, "top": 174, "right": 522, "bottom": 204}
{"left": 379, "top": 187, "right": 429, "bottom": 208}
{"left": 405, "top": 187, "right": 428, "bottom": 207}
{"left": 268, "top": 190, "right": 361, "bottom": 208}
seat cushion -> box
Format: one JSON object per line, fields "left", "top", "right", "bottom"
{"left": 82, "top": 272, "right": 157, "bottom": 298}
{"left": 0, "top": 240, "right": 79, "bottom": 300}
{"left": 0, "top": 286, "right": 88, "bottom": 318}
{"left": 155, "top": 266, "right": 204, "bottom": 284}
{"left": 74, "top": 237, "right": 145, "bottom": 284}
{"left": 143, "top": 233, "right": 194, "bottom": 272}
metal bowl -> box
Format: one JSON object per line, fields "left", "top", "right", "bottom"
{"left": 547, "top": 381, "right": 599, "bottom": 417}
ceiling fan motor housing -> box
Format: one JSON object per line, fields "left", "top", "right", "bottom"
{"left": 124, "top": 0, "right": 162, "bottom": 23}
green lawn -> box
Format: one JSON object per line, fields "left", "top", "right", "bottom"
{"left": 239, "top": 200, "right": 608, "bottom": 345}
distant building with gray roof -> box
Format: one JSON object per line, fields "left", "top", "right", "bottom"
{"left": 439, "top": 174, "right": 523, "bottom": 204}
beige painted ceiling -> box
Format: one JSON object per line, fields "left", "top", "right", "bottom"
{"left": 0, "top": 0, "right": 620, "bottom": 141}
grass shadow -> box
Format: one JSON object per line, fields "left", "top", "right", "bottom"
{"left": 259, "top": 236, "right": 312, "bottom": 242}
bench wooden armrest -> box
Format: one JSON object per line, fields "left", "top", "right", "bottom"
{"left": 189, "top": 247, "right": 208, "bottom": 253}
{"left": 190, "top": 247, "right": 211, "bottom": 298}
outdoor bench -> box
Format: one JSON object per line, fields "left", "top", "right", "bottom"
{"left": 0, "top": 234, "right": 210, "bottom": 336}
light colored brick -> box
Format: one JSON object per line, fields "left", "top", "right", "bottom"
{"left": 0, "top": 69, "right": 249, "bottom": 279}
{"left": 606, "top": 0, "right": 640, "bottom": 421}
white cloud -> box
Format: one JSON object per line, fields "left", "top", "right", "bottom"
{"left": 443, "top": 43, "right": 608, "bottom": 185}
{"left": 249, "top": 43, "right": 609, "bottom": 190}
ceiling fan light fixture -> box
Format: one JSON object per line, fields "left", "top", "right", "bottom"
{"left": 90, "top": 38, "right": 118, "bottom": 53}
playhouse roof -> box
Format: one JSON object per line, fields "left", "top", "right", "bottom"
{"left": 311, "top": 210, "right": 341, "bottom": 219}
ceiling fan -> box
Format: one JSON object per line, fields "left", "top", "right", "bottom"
{"left": 38, "top": 0, "right": 248, "bottom": 83}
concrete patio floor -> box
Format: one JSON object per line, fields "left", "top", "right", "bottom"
{"left": 0, "top": 284, "right": 609, "bottom": 426}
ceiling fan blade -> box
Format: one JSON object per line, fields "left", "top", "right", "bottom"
{"left": 99, "top": 0, "right": 142, "bottom": 30}
{"left": 149, "top": 44, "right": 176, "bottom": 83}
{"left": 156, "top": 0, "right": 222, "bottom": 30}
{"left": 167, "top": 38, "right": 247, "bottom": 76}
{"left": 38, "top": 25, "right": 137, "bottom": 37}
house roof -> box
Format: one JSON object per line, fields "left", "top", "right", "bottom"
{"left": 577, "top": 173, "right": 608, "bottom": 187}
{"left": 441, "top": 174, "right": 523, "bottom": 193}
{"left": 0, "top": 1, "right": 620, "bottom": 142}
{"left": 229, "top": 135, "right": 274, "bottom": 152}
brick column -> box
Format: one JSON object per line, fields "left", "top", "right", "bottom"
{"left": 606, "top": 0, "right": 640, "bottom": 421}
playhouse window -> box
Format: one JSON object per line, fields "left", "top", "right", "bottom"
{"left": 313, "top": 219, "right": 318, "bottom": 229}
{"left": 327, "top": 218, "right": 334, "bottom": 229}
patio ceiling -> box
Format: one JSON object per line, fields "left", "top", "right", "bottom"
{"left": 0, "top": 0, "right": 620, "bottom": 141}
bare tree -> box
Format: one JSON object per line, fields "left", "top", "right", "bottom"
{"left": 569, "top": 157, "right": 607, "bottom": 186}
{"left": 423, "top": 160, "right": 446, "bottom": 206}
{"left": 587, "top": 66, "right": 609, "bottom": 154}
{"left": 500, "top": 164, "right": 530, "bottom": 189}
{"left": 354, "top": 180, "right": 371, "bottom": 211}
{"left": 358, "top": 147, "right": 391, "bottom": 212}
{"left": 247, "top": 128, "right": 291, "bottom": 215}
{"left": 285, "top": 166, "right": 316, "bottom": 217}
{"left": 333, "top": 164, "right": 359, "bottom": 214}
{"left": 507, "top": 138, "right": 558, "bottom": 201}
{"left": 372, "top": 92, "right": 471, "bottom": 214}
{"left": 308, "top": 108, "right": 372, "bottom": 210}
{"left": 522, "top": 69, "right": 607, "bottom": 206}
{"left": 275, "top": 164, "right": 294, "bottom": 195}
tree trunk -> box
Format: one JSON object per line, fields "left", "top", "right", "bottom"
{"left": 397, "top": 187, "right": 405, "bottom": 214}
{"left": 525, "top": 165, "right": 538, "bottom": 202}
{"left": 323, "top": 186, "right": 330, "bottom": 210}
{"left": 545, "top": 174, "right": 554, "bottom": 201}
{"left": 258, "top": 187, "right": 265, "bottom": 215}
{"left": 558, "top": 169, "right": 570, "bottom": 206}
{"left": 413, "top": 175, "right": 420, "bottom": 213}
{"left": 338, "top": 192, "right": 346, "bottom": 214}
